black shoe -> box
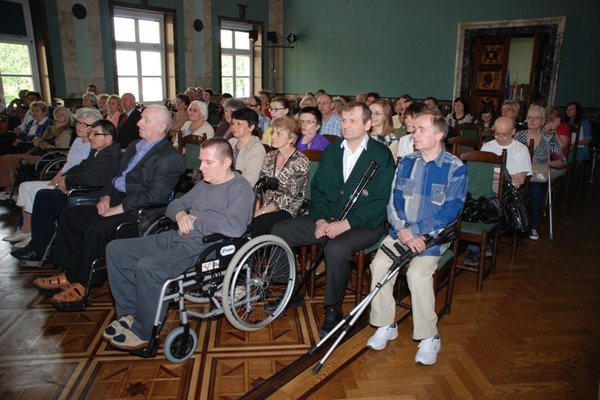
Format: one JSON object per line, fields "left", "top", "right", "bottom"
{"left": 11, "top": 247, "right": 40, "bottom": 261}
{"left": 263, "top": 292, "right": 305, "bottom": 312}
{"left": 463, "top": 249, "right": 480, "bottom": 266}
{"left": 318, "top": 307, "right": 343, "bottom": 338}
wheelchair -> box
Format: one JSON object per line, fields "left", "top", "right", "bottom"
{"left": 128, "top": 227, "right": 296, "bottom": 363}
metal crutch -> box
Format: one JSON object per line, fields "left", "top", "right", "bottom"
{"left": 309, "top": 223, "right": 458, "bottom": 373}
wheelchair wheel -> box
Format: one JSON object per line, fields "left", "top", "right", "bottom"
{"left": 163, "top": 326, "right": 198, "bottom": 363}
{"left": 222, "top": 234, "right": 295, "bottom": 331}
{"left": 39, "top": 157, "right": 67, "bottom": 180}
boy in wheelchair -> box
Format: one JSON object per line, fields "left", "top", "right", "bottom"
{"left": 103, "top": 138, "right": 254, "bottom": 350}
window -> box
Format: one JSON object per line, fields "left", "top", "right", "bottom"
{"left": 220, "top": 22, "right": 253, "bottom": 98}
{"left": 0, "top": 0, "right": 39, "bottom": 104}
{"left": 113, "top": 9, "right": 165, "bottom": 103}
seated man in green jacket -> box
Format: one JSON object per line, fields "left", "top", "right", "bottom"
{"left": 272, "top": 101, "right": 394, "bottom": 337}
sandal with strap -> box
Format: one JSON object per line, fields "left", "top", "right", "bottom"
{"left": 33, "top": 272, "right": 71, "bottom": 290}
{"left": 50, "top": 282, "right": 86, "bottom": 304}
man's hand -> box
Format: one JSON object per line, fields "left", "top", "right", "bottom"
{"left": 406, "top": 236, "right": 426, "bottom": 253}
{"left": 314, "top": 219, "right": 329, "bottom": 239}
{"left": 55, "top": 175, "right": 67, "bottom": 193}
{"left": 96, "top": 196, "right": 111, "bottom": 215}
{"left": 323, "top": 219, "right": 351, "bottom": 239}
{"left": 176, "top": 211, "right": 197, "bottom": 235}
{"left": 49, "top": 173, "right": 63, "bottom": 186}
{"left": 102, "top": 204, "right": 124, "bottom": 217}
{"left": 32, "top": 137, "right": 41, "bottom": 147}
{"left": 397, "top": 227, "right": 415, "bottom": 244}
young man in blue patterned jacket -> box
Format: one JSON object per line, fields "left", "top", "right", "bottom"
{"left": 366, "top": 109, "right": 467, "bottom": 365}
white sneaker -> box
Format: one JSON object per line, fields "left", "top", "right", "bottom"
{"left": 415, "top": 335, "right": 441, "bottom": 365}
{"left": 367, "top": 324, "right": 398, "bottom": 350}
{"left": 13, "top": 236, "right": 31, "bottom": 248}
{"left": 529, "top": 229, "right": 539, "bottom": 240}
{"left": 4, "top": 231, "right": 30, "bottom": 244}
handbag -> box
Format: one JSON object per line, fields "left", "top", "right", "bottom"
{"left": 501, "top": 164, "right": 531, "bottom": 233}
{"left": 462, "top": 192, "right": 502, "bottom": 223}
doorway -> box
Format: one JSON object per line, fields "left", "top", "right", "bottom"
{"left": 453, "top": 17, "right": 566, "bottom": 117}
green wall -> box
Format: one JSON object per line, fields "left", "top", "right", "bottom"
{"left": 283, "top": 0, "right": 600, "bottom": 106}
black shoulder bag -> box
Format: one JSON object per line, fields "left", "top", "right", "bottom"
{"left": 500, "top": 164, "right": 531, "bottom": 233}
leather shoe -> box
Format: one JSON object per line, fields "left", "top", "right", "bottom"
{"left": 11, "top": 247, "right": 40, "bottom": 261}
{"left": 318, "top": 307, "right": 344, "bottom": 338}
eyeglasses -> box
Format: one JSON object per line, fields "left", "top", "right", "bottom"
{"left": 527, "top": 116, "right": 542, "bottom": 121}
{"left": 299, "top": 119, "right": 317, "bottom": 125}
{"left": 269, "top": 107, "right": 286, "bottom": 112}
{"left": 76, "top": 120, "right": 93, "bottom": 128}
{"left": 88, "top": 131, "right": 111, "bottom": 137}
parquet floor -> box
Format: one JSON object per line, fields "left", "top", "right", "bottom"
{"left": 0, "top": 175, "right": 598, "bottom": 399}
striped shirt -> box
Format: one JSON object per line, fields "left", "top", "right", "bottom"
{"left": 388, "top": 149, "right": 467, "bottom": 256}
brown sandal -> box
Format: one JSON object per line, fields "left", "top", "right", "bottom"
{"left": 33, "top": 272, "right": 70, "bottom": 290}
{"left": 50, "top": 283, "right": 86, "bottom": 303}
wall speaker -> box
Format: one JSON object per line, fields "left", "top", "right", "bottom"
{"left": 267, "top": 31, "right": 277, "bottom": 44}
{"left": 249, "top": 29, "right": 258, "bottom": 41}
{"left": 72, "top": 3, "right": 87, "bottom": 20}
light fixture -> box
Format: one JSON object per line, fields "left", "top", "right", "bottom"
{"left": 286, "top": 33, "right": 297, "bottom": 44}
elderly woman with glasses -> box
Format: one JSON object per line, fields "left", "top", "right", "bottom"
{"left": 2, "top": 108, "right": 103, "bottom": 246}
{"left": 515, "top": 104, "right": 566, "bottom": 241}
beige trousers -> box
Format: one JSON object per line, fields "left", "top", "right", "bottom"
{"left": 369, "top": 235, "right": 441, "bottom": 340}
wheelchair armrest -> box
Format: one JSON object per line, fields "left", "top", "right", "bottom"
{"left": 203, "top": 233, "right": 226, "bottom": 243}
{"left": 115, "top": 206, "right": 169, "bottom": 239}
{"left": 67, "top": 186, "right": 103, "bottom": 207}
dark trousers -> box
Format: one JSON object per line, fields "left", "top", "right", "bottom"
{"left": 53, "top": 205, "right": 137, "bottom": 284}
{"left": 528, "top": 182, "right": 547, "bottom": 230}
{"left": 251, "top": 210, "right": 292, "bottom": 237}
{"left": 272, "top": 215, "right": 385, "bottom": 307}
{"left": 29, "top": 189, "right": 68, "bottom": 254}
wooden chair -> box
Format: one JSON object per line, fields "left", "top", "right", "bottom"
{"left": 458, "top": 122, "right": 481, "bottom": 142}
{"left": 448, "top": 136, "right": 479, "bottom": 157}
{"left": 395, "top": 235, "right": 460, "bottom": 318}
{"left": 178, "top": 132, "right": 206, "bottom": 171}
{"left": 452, "top": 149, "right": 506, "bottom": 291}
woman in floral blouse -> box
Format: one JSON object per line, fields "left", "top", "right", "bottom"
{"left": 253, "top": 116, "right": 309, "bottom": 236}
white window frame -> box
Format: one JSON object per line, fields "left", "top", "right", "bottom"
{"left": 0, "top": 0, "right": 40, "bottom": 104}
{"left": 113, "top": 8, "right": 166, "bottom": 103}
{"left": 220, "top": 21, "right": 254, "bottom": 98}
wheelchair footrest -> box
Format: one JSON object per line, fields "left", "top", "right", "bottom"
{"left": 19, "top": 259, "right": 44, "bottom": 268}
{"left": 52, "top": 300, "right": 88, "bottom": 312}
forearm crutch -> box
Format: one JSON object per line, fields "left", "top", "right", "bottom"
{"left": 309, "top": 223, "right": 458, "bottom": 373}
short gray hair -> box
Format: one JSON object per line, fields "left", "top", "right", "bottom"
{"left": 145, "top": 104, "right": 172, "bottom": 134}
{"left": 82, "top": 92, "right": 98, "bottom": 106}
{"left": 75, "top": 107, "right": 103, "bottom": 122}
{"left": 223, "top": 98, "right": 246, "bottom": 111}
{"left": 189, "top": 100, "right": 209, "bottom": 120}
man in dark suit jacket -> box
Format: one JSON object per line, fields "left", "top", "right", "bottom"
{"left": 117, "top": 93, "right": 142, "bottom": 149}
{"left": 12, "top": 119, "right": 122, "bottom": 262}
{"left": 35, "top": 105, "right": 186, "bottom": 307}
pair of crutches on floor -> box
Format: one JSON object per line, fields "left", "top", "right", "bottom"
{"left": 309, "top": 223, "right": 458, "bottom": 373}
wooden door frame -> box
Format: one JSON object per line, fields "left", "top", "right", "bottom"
{"left": 452, "top": 17, "right": 566, "bottom": 106}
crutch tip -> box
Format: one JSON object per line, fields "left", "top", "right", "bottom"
{"left": 312, "top": 363, "right": 323, "bottom": 374}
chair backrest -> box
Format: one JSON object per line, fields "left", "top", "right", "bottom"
{"left": 458, "top": 123, "right": 480, "bottom": 141}
{"left": 180, "top": 133, "right": 206, "bottom": 170}
{"left": 322, "top": 134, "right": 341, "bottom": 143}
{"left": 448, "top": 136, "right": 479, "bottom": 157}
{"left": 302, "top": 149, "right": 322, "bottom": 202}
{"left": 460, "top": 150, "right": 506, "bottom": 200}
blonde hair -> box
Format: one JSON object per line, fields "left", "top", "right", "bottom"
{"left": 271, "top": 116, "right": 301, "bottom": 142}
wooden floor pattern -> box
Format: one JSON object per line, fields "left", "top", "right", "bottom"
{"left": 0, "top": 176, "right": 598, "bottom": 399}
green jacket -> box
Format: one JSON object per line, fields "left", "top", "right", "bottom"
{"left": 310, "top": 137, "right": 395, "bottom": 230}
